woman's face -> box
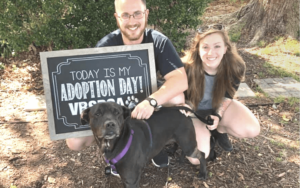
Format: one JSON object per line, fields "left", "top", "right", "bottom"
{"left": 199, "top": 33, "right": 227, "bottom": 75}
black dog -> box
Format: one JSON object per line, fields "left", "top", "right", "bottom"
{"left": 81, "top": 102, "right": 207, "bottom": 188}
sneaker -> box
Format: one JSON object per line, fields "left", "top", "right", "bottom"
{"left": 211, "top": 130, "right": 233, "bottom": 152}
{"left": 151, "top": 150, "right": 169, "bottom": 168}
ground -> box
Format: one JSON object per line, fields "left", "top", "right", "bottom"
{"left": 0, "top": 0, "right": 299, "bottom": 187}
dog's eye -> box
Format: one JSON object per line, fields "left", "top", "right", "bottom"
{"left": 113, "top": 109, "right": 119, "bottom": 115}
{"left": 95, "top": 113, "right": 102, "bottom": 117}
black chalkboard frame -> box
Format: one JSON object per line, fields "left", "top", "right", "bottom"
{"left": 40, "top": 43, "right": 156, "bottom": 140}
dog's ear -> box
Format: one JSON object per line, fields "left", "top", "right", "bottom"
{"left": 80, "top": 108, "right": 90, "bottom": 125}
{"left": 122, "top": 105, "right": 131, "bottom": 120}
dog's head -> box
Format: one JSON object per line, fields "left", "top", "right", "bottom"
{"left": 81, "top": 102, "right": 131, "bottom": 140}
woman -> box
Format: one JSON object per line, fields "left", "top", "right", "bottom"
{"left": 182, "top": 25, "right": 260, "bottom": 164}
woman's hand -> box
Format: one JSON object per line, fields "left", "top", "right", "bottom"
{"left": 206, "top": 115, "right": 220, "bottom": 130}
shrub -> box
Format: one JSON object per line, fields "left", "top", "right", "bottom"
{"left": 0, "top": 0, "right": 210, "bottom": 53}
{"left": 0, "top": 39, "right": 12, "bottom": 58}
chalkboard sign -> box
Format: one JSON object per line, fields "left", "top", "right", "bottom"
{"left": 40, "top": 44, "right": 157, "bottom": 140}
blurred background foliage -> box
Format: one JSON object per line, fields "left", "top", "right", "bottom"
{"left": 0, "top": 0, "right": 210, "bottom": 56}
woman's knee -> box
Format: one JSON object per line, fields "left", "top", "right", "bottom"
{"left": 187, "top": 148, "right": 210, "bottom": 165}
{"left": 245, "top": 121, "right": 260, "bottom": 138}
{"left": 66, "top": 136, "right": 94, "bottom": 151}
{"left": 187, "top": 157, "right": 200, "bottom": 165}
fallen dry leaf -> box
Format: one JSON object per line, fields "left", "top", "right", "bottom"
{"left": 277, "top": 172, "right": 286, "bottom": 177}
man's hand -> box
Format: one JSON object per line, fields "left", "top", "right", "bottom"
{"left": 131, "top": 100, "right": 155, "bottom": 119}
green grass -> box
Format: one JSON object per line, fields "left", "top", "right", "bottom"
{"left": 228, "top": 22, "right": 245, "bottom": 42}
{"left": 254, "top": 38, "right": 300, "bottom": 80}
{"left": 258, "top": 72, "right": 265, "bottom": 78}
{"left": 274, "top": 96, "right": 285, "bottom": 103}
{"left": 263, "top": 62, "right": 299, "bottom": 81}
{"left": 0, "top": 62, "right": 5, "bottom": 70}
{"left": 258, "top": 40, "right": 266, "bottom": 47}
{"left": 255, "top": 86, "right": 264, "bottom": 93}
{"left": 259, "top": 37, "right": 300, "bottom": 56}
{"left": 288, "top": 97, "right": 299, "bottom": 106}
{"left": 285, "top": 38, "right": 300, "bottom": 56}
{"left": 254, "top": 86, "right": 269, "bottom": 97}
{"left": 230, "top": 33, "right": 241, "bottom": 42}
{"left": 270, "top": 139, "right": 285, "bottom": 148}
{"left": 280, "top": 119, "right": 288, "bottom": 125}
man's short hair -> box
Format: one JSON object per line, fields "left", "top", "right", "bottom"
{"left": 114, "top": 0, "right": 146, "bottom": 12}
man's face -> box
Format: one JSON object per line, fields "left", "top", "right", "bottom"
{"left": 114, "top": 0, "right": 149, "bottom": 45}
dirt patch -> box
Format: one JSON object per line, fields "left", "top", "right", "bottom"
{"left": 0, "top": 1, "right": 299, "bottom": 188}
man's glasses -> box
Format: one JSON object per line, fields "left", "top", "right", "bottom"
{"left": 197, "top": 24, "right": 225, "bottom": 33}
{"left": 117, "top": 10, "right": 146, "bottom": 20}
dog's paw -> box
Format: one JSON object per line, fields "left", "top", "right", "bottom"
{"left": 125, "top": 95, "right": 139, "bottom": 110}
{"left": 198, "top": 172, "right": 207, "bottom": 180}
{"left": 208, "top": 149, "right": 217, "bottom": 162}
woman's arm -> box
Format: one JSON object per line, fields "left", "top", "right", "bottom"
{"left": 215, "top": 97, "right": 232, "bottom": 118}
{"left": 206, "top": 97, "right": 232, "bottom": 131}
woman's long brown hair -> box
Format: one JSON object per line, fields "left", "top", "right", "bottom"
{"left": 182, "top": 29, "right": 245, "bottom": 110}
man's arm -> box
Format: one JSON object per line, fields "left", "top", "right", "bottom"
{"left": 151, "top": 67, "right": 187, "bottom": 105}
{"left": 131, "top": 67, "right": 188, "bottom": 119}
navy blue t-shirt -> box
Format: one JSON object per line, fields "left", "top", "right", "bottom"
{"left": 95, "top": 29, "right": 183, "bottom": 77}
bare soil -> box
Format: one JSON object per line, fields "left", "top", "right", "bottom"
{"left": 0, "top": 0, "right": 299, "bottom": 187}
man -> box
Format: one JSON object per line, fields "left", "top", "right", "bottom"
{"left": 66, "top": 0, "right": 188, "bottom": 168}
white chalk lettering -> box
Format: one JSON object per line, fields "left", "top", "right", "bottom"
{"left": 69, "top": 70, "right": 100, "bottom": 81}
{"left": 93, "top": 69, "right": 99, "bottom": 78}
{"left": 119, "top": 66, "right": 131, "bottom": 76}
{"left": 75, "top": 83, "right": 83, "bottom": 99}
{"left": 68, "top": 98, "right": 125, "bottom": 115}
{"left": 107, "top": 79, "right": 115, "bottom": 96}
{"left": 70, "top": 71, "right": 76, "bottom": 80}
{"left": 139, "top": 76, "right": 143, "bottom": 93}
{"left": 99, "top": 80, "right": 107, "bottom": 97}
{"left": 88, "top": 70, "right": 94, "bottom": 79}
{"left": 116, "top": 98, "right": 125, "bottom": 106}
{"left": 79, "top": 102, "right": 88, "bottom": 114}
{"left": 81, "top": 82, "right": 89, "bottom": 99}
{"left": 119, "top": 76, "right": 142, "bottom": 95}
{"left": 103, "top": 68, "right": 115, "bottom": 78}
{"left": 88, "top": 81, "right": 96, "bottom": 98}
{"left": 119, "top": 78, "right": 126, "bottom": 95}
{"left": 96, "top": 80, "right": 101, "bottom": 98}
{"left": 97, "top": 99, "right": 106, "bottom": 103}
{"left": 126, "top": 77, "right": 133, "bottom": 94}
{"left": 68, "top": 102, "right": 78, "bottom": 115}
{"left": 131, "top": 77, "right": 138, "bottom": 94}
{"left": 66, "top": 83, "right": 75, "bottom": 100}
{"left": 88, "top": 100, "right": 97, "bottom": 107}
{"left": 61, "top": 84, "right": 68, "bottom": 101}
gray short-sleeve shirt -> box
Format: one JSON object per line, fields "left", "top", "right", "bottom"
{"left": 197, "top": 73, "right": 215, "bottom": 110}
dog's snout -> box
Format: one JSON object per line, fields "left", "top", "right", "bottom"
{"left": 105, "top": 122, "right": 115, "bottom": 128}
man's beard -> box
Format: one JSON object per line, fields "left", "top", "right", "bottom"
{"left": 117, "top": 19, "right": 148, "bottom": 42}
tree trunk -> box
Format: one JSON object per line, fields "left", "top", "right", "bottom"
{"left": 236, "top": 0, "right": 299, "bottom": 46}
